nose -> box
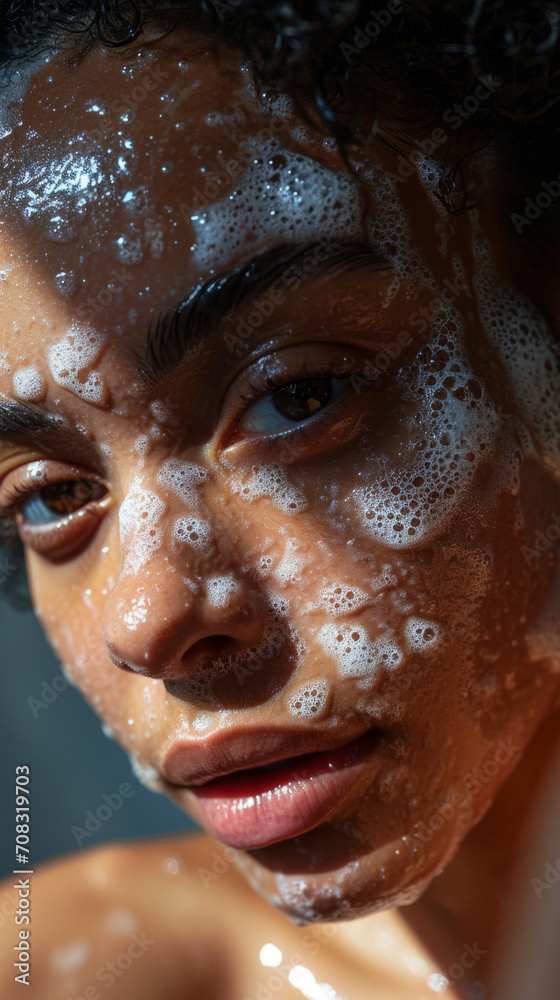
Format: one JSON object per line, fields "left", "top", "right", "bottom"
{"left": 102, "top": 563, "right": 268, "bottom": 681}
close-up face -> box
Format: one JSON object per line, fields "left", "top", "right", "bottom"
{"left": 1, "top": 23, "right": 560, "bottom": 926}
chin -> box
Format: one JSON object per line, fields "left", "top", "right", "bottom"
{"left": 231, "top": 836, "right": 449, "bottom": 924}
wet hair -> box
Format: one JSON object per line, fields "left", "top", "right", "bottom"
{"left": 0, "top": 1, "right": 559, "bottom": 211}
{"left": 0, "top": 0, "right": 559, "bottom": 608}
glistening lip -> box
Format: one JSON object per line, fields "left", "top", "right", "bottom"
{"left": 167, "top": 728, "right": 381, "bottom": 849}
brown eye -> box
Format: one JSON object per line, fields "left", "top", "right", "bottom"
{"left": 21, "top": 480, "right": 107, "bottom": 525}
{"left": 241, "top": 375, "right": 348, "bottom": 435}
{"left": 272, "top": 378, "right": 332, "bottom": 421}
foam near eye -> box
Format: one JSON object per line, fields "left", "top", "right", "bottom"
{"left": 233, "top": 464, "right": 308, "bottom": 514}
{"left": 157, "top": 459, "right": 208, "bottom": 505}
{"left": 119, "top": 478, "right": 166, "bottom": 574}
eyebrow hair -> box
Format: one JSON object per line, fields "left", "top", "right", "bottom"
{"left": 0, "top": 398, "right": 105, "bottom": 469}
{"left": 138, "top": 241, "right": 390, "bottom": 384}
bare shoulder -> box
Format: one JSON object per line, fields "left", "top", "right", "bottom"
{"left": 0, "top": 834, "right": 253, "bottom": 1000}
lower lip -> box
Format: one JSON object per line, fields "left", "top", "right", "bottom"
{"left": 181, "top": 729, "right": 380, "bottom": 849}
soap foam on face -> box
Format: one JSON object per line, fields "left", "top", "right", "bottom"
{"left": 48, "top": 322, "right": 106, "bottom": 404}
{"left": 119, "top": 477, "right": 166, "bottom": 574}
{"left": 12, "top": 364, "right": 45, "bottom": 401}
{"left": 189, "top": 139, "right": 363, "bottom": 270}
{"left": 473, "top": 236, "right": 560, "bottom": 479}
{"left": 288, "top": 679, "right": 331, "bottom": 720}
{"left": 318, "top": 623, "right": 404, "bottom": 680}
{"left": 173, "top": 516, "right": 212, "bottom": 553}
{"left": 206, "top": 574, "right": 242, "bottom": 608}
{"left": 157, "top": 459, "right": 208, "bottom": 505}
{"left": 233, "top": 464, "right": 308, "bottom": 514}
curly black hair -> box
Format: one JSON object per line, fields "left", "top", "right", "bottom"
{"left": 0, "top": 0, "right": 559, "bottom": 608}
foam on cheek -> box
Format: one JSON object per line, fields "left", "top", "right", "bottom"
{"left": 157, "top": 459, "right": 208, "bottom": 505}
{"left": 473, "top": 237, "right": 560, "bottom": 478}
{"left": 233, "top": 464, "right": 307, "bottom": 514}
{"left": 353, "top": 301, "right": 504, "bottom": 547}
{"left": 12, "top": 365, "right": 45, "bottom": 401}
{"left": 318, "top": 623, "right": 403, "bottom": 679}
{"left": 309, "top": 584, "right": 371, "bottom": 616}
{"left": 403, "top": 617, "right": 442, "bottom": 653}
{"left": 288, "top": 679, "right": 331, "bottom": 720}
{"left": 48, "top": 323, "right": 106, "bottom": 405}
{"left": 119, "top": 478, "right": 166, "bottom": 574}
{"left": 189, "top": 141, "right": 362, "bottom": 270}
{"left": 0, "top": 352, "right": 11, "bottom": 374}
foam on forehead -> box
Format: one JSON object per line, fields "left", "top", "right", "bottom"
{"left": 12, "top": 365, "right": 45, "bottom": 401}
{"left": 189, "top": 140, "right": 363, "bottom": 270}
{"left": 47, "top": 322, "right": 106, "bottom": 404}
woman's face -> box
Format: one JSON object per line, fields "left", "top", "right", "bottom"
{"left": 1, "top": 30, "right": 559, "bottom": 923}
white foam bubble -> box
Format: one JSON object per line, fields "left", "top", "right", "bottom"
{"left": 403, "top": 617, "right": 442, "bottom": 653}
{"left": 310, "top": 584, "right": 371, "bottom": 616}
{"left": 206, "top": 574, "right": 241, "bottom": 608}
{"left": 473, "top": 236, "right": 560, "bottom": 479}
{"left": 12, "top": 364, "right": 45, "bottom": 401}
{"left": 288, "top": 679, "right": 330, "bottom": 720}
{"left": 233, "top": 464, "right": 307, "bottom": 514}
{"left": 173, "top": 516, "right": 211, "bottom": 552}
{"left": 123, "top": 593, "right": 148, "bottom": 630}
{"left": 318, "top": 623, "right": 403, "bottom": 679}
{"left": 119, "top": 478, "right": 166, "bottom": 574}
{"left": 48, "top": 322, "right": 106, "bottom": 404}
{"left": 190, "top": 141, "right": 361, "bottom": 269}
{"left": 157, "top": 459, "right": 208, "bottom": 505}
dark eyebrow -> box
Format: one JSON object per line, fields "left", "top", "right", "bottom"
{"left": 138, "top": 241, "right": 391, "bottom": 384}
{"left": 0, "top": 399, "right": 106, "bottom": 470}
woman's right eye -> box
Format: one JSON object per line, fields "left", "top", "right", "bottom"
{"left": 0, "top": 468, "right": 111, "bottom": 559}
{"left": 20, "top": 480, "right": 107, "bottom": 526}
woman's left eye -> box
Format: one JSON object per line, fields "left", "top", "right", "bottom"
{"left": 241, "top": 376, "right": 348, "bottom": 434}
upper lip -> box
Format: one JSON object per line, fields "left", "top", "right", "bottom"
{"left": 161, "top": 726, "right": 368, "bottom": 788}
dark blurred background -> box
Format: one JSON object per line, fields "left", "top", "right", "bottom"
{"left": 0, "top": 599, "right": 196, "bottom": 879}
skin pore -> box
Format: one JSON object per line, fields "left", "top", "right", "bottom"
{"left": 1, "top": 22, "right": 560, "bottom": 999}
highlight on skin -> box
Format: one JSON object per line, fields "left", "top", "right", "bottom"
{"left": 0, "top": 3, "right": 559, "bottom": 996}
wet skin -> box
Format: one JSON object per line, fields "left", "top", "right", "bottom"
{"left": 1, "top": 25, "right": 560, "bottom": 994}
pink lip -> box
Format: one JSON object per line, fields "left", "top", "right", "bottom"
{"left": 162, "top": 728, "right": 380, "bottom": 849}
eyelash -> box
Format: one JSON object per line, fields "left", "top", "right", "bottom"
{"left": 237, "top": 359, "right": 357, "bottom": 405}
{"left": 0, "top": 352, "right": 376, "bottom": 550}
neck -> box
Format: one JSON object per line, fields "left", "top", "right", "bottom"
{"left": 405, "top": 709, "right": 560, "bottom": 984}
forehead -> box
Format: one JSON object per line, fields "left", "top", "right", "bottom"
{"left": 0, "top": 33, "right": 372, "bottom": 343}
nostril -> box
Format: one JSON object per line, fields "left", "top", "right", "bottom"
{"left": 181, "top": 634, "right": 236, "bottom": 663}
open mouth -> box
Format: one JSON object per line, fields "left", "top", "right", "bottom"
{"left": 174, "top": 728, "right": 381, "bottom": 849}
